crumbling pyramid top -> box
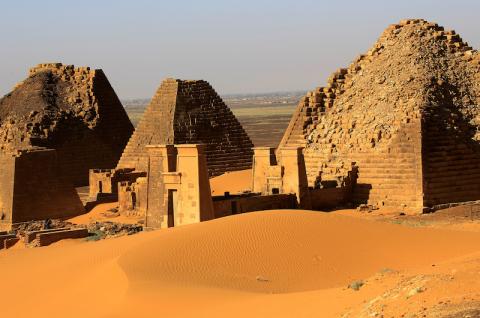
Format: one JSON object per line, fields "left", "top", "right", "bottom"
{"left": 0, "top": 63, "right": 134, "bottom": 185}
{"left": 117, "top": 78, "right": 254, "bottom": 176}
{"left": 281, "top": 18, "right": 480, "bottom": 156}
{"left": 0, "top": 63, "right": 133, "bottom": 151}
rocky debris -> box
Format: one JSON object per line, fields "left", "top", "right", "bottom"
{"left": 357, "top": 204, "right": 378, "bottom": 213}
{"left": 348, "top": 280, "right": 365, "bottom": 291}
{"left": 8, "top": 218, "right": 143, "bottom": 246}
{"left": 86, "top": 221, "right": 143, "bottom": 240}
{"left": 12, "top": 219, "right": 74, "bottom": 237}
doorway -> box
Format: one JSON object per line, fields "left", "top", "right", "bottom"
{"left": 167, "top": 189, "right": 178, "bottom": 227}
{"left": 131, "top": 192, "right": 137, "bottom": 210}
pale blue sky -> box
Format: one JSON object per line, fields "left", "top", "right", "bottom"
{"left": 1, "top": 0, "right": 479, "bottom": 99}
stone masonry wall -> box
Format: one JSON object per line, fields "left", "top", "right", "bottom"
{"left": 0, "top": 155, "right": 15, "bottom": 229}
{"left": 8, "top": 148, "right": 84, "bottom": 223}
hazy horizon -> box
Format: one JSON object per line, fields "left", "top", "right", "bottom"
{"left": 2, "top": 0, "right": 480, "bottom": 99}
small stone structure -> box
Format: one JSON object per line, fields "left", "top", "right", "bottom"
{"left": 89, "top": 168, "right": 145, "bottom": 202}
{"left": 0, "top": 63, "right": 134, "bottom": 186}
{"left": 96, "top": 144, "right": 214, "bottom": 229}
{"left": 252, "top": 147, "right": 312, "bottom": 209}
{"left": 35, "top": 228, "right": 89, "bottom": 247}
{"left": 144, "top": 144, "right": 214, "bottom": 228}
{"left": 0, "top": 233, "right": 17, "bottom": 249}
{"left": 3, "top": 237, "right": 20, "bottom": 249}
{"left": 0, "top": 147, "right": 84, "bottom": 231}
{"left": 24, "top": 228, "right": 69, "bottom": 244}
{"left": 279, "top": 19, "right": 480, "bottom": 213}
{"left": 251, "top": 146, "right": 356, "bottom": 211}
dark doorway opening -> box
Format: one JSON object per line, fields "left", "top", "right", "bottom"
{"left": 168, "top": 189, "right": 178, "bottom": 227}
{"left": 131, "top": 192, "right": 137, "bottom": 209}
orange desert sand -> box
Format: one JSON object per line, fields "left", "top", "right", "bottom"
{"left": 2, "top": 209, "right": 480, "bottom": 317}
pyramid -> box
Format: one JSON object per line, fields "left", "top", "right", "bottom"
{"left": 117, "top": 78, "right": 254, "bottom": 177}
{"left": 0, "top": 63, "right": 134, "bottom": 186}
{"left": 280, "top": 19, "right": 480, "bottom": 212}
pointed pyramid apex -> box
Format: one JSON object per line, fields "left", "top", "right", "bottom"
{"left": 117, "top": 78, "right": 253, "bottom": 176}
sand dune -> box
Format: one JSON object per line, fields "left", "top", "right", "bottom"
{"left": 1, "top": 210, "right": 480, "bottom": 317}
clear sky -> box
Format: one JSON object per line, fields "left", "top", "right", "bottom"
{"left": 1, "top": 0, "right": 479, "bottom": 99}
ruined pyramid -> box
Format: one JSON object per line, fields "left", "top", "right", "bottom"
{"left": 117, "top": 78, "right": 254, "bottom": 177}
{"left": 280, "top": 19, "right": 480, "bottom": 212}
{"left": 0, "top": 63, "right": 134, "bottom": 186}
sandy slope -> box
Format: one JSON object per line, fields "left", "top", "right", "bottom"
{"left": 1, "top": 210, "right": 480, "bottom": 317}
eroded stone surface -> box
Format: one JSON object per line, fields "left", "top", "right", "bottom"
{"left": 280, "top": 19, "right": 480, "bottom": 212}
{"left": 0, "top": 63, "right": 134, "bottom": 185}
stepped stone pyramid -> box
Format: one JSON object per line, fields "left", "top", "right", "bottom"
{"left": 280, "top": 19, "right": 480, "bottom": 212}
{"left": 117, "top": 78, "right": 254, "bottom": 176}
{"left": 0, "top": 63, "right": 134, "bottom": 185}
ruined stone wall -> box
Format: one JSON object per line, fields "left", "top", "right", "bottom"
{"left": 252, "top": 147, "right": 311, "bottom": 208}
{"left": 0, "top": 154, "right": 15, "bottom": 228}
{"left": 212, "top": 194, "right": 297, "bottom": 219}
{"left": 144, "top": 147, "right": 168, "bottom": 228}
{"left": 349, "top": 117, "right": 424, "bottom": 210}
{"left": 422, "top": 100, "right": 480, "bottom": 206}
{"left": 118, "top": 177, "right": 148, "bottom": 215}
{"left": 117, "top": 78, "right": 253, "bottom": 177}
{"left": 8, "top": 148, "right": 84, "bottom": 223}
{"left": 141, "top": 144, "right": 214, "bottom": 229}
{"left": 419, "top": 28, "right": 480, "bottom": 207}
{"left": 0, "top": 63, "right": 134, "bottom": 186}
{"left": 36, "top": 228, "right": 88, "bottom": 247}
